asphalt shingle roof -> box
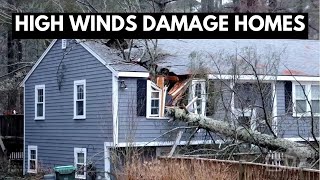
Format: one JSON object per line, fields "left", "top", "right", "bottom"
{"left": 83, "top": 40, "right": 148, "bottom": 72}
{"left": 156, "top": 39, "right": 320, "bottom": 76}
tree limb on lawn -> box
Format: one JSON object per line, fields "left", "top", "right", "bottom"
{"left": 167, "top": 108, "right": 318, "bottom": 167}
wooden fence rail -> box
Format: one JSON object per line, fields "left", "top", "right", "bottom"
{"left": 158, "top": 157, "right": 320, "bottom": 180}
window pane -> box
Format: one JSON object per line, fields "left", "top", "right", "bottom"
{"left": 151, "top": 108, "right": 159, "bottom": 115}
{"left": 31, "top": 150, "right": 36, "bottom": 159}
{"left": 37, "top": 104, "right": 43, "bottom": 117}
{"left": 77, "top": 101, "right": 84, "bottom": 115}
{"left": 311, "top": 85, "right": 320, "bottom": 99}
{"left": 195, "top": 83, "right": 202, "bottom": 98}
{"left": 151, "top": 92, "right": 159, "bottom": 98}
{"left": 77, "top": 85, "right": 84, "bottom": 100}
{"left": 296, "top": 100, "right": 307, "bottom": 113}
{"left": 196, "top": 99, "right": 202, "bottom": 114}
{"left": 151, "top": 99, "right": 159, "bottom": 115}
{"left": 38, "top": 89, "right": 43, "bottom": 102}
{"left": 77, "top": 153, "right": 84, "bottom": 163}
{"left": 151, "top": 99, "right": 159, "bottom": 107}
{"left": 295, "top": 85, "right": 306, "bottom": 99}
{"left": 30, "top": 160, "right": 36, "bottom": 170}
{"left": 311, "top": 100, "right": 320, "bottom": 114}
{"left": 77, "top": 164, "right": 85, "bottom": 175}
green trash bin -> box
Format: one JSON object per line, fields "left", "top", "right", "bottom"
{"left": 54, "top": 165, "right": 76, "bottom": 180}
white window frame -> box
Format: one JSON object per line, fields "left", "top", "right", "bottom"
{"left": 189, "top": 79, "right": 206, "bottom": 116}
{"left": 146, "top": 80, "right": 162, "bottom": 118}
{"left": 74, "top": 80, "right": 86, "bottom": 119}
{"left": 27, "top": 145, "right": 38, "bottom": 173}
{"left": 74, "top": 147, "right": 87, "bottom": 179}
{"left": 292, "top": 82, "right": 320, "bottom": 117}
{"left": 35, "top": 84, "right": 45, "bottom": 120}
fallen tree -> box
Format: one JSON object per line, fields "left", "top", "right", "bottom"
{"left": 167, "top": 108, "right": 319, "bottom": 167}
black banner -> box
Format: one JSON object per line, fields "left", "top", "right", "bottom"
{"left": 12, "top": 13, "right": 308, "bottom": 39}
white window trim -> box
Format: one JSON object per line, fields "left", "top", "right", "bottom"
{"left": 292, "top": 82, "right": 320, "bottom": 117}
{"left": 74, "top": 147, "right": 87, "bottom": 179}
{"left": 35, "top": 84, "right": 45, "bottom": 120}
{"left": 189, "top": 79, "right": 206, "bottom": 116}
{"left": 146, "top": 80, "right": 162, "bottom": 118}
{"left": 74, "top": 80, "right": 86, "bottom": 119}
{"left": 27, "top": 145, "right": 38, "bottom": 173}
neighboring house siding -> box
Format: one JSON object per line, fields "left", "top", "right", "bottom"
{"left": 276, "top": 81, "right": 319, "bottom": 138}
{"left": 24, "top": 40, "right": 113, "bottom": 176}
{"left": 118, "top": 78, "right": 210, "bottom": 144}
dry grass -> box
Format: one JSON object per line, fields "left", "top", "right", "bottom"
{"left": 115, "top": 158, "right": 237, "bottom": 180}
{"left": 114, "top": 156, "right": 320, "bottom": 180}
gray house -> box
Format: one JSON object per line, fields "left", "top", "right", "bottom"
{"left": 21, "top": 39, "right": 319, "bottom": 179}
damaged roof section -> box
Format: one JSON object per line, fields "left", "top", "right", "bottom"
{"left": 82, "top": 39, "right": 319, "bottom": 77}
{"left": 83, "top": 39, "right": 148, "bottom": 72}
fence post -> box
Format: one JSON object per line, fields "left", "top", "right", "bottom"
{"left": 299, "top": 168, "right": 304, "bottom": 180}
{"left": 239, "top": 161, "right": 245, "bottom": 180}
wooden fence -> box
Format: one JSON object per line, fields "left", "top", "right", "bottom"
{"left": 159, "top": 157, "right": 320, "bottom": 180}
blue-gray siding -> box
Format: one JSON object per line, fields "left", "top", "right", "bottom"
{"left": 117, "top": 78, "right": 211, "bottom": 143}
{"left": 276, "top": 81, "right": 319, "bottom": 138}
{"left": 24, "top": 39, "right": 113, "bottom": 176}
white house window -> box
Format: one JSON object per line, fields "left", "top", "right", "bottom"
{"left": 146, "top": 80, "right": 161, "bottom": 117}
{"left": 311, "top": 85, "right": 320, "bottom": 114}
{"left": 74, "top": 80, "right": 86, "bottom": 119}
{"left": 74, "top": 148, "right": 87, "bottom": 179}
{"left": 189, "top": 80, "right": 206, "bottom": 116}
{"left": 35, "top": 85, "right": 45, "bottom": 120}
{"left": 293, "top": 83, "right": 320, "bottom": 116}
{"left": 27, "top": 145, "right": 38, "bottom": 173}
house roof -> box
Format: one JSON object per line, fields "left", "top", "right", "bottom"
{"left": 156, "top": 39, "right": 320, "bottom": 77}
{"left": 83, "top": 40, "right": 148, "bottom": 72}
{"left": 20, "top": 39, "right": 149, "bottom": 87}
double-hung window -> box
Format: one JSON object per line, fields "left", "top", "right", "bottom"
{"left": 27, "top": 145, "right": 38, "bottom": 173}
{"left": 189, "top": 80, "right": 206, "bottom": 116}
{"left": 74, "top": 80, "right": 86, "bottom": 119}
{"left": 35, "top": 85, "right": 45, "bottom": 120}
{"left": 146, "top": 80, "right": 161, "bottom": 118}
{"left": 74, "top": 148, "right": 87, "bottom": 179}
{"left": 293, "top": 82, "right": 320, "bottom": 116}
{"left": 311, "top": 85, "right": 320, "bottom": 114}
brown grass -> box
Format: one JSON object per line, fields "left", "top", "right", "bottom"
{"left": 114, "top": 156, "right": 320, "bottom": 180}
{"left": 115, "top": 158, "right": 236, "bottom": 180}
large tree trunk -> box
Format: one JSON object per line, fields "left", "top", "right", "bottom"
{"left": 168, "top": 108, "right": 318, "bottom": 167}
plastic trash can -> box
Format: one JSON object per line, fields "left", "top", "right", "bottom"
{"left": 54, "top": 165, "right": 76, "bottom": 180}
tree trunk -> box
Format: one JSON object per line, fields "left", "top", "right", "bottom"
{"left": 168, "top": 108, "right": 318, "bottom": 166}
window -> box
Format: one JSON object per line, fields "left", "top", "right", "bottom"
{"left": 292, "top": 83, "right": 320, "bottom": 116}
{"left": 27, "top": 145, "right": 38, "bottom": 173}
{"left": 311, "top": 85, "right": 320, "bottom": 114}
{"left": 189, "top": 80, "right": 206, "bottom": 115}
{"left": 35, "top": 85, "right": 45, "bottom": 120}
{"left": 74, "top": 148, "right": 87, "bottom": 179}
{"left": 74, "top": 80, "right": 86, "bottom": 119}
{"left": 146, "top": 80, "right": 161, "bottom": 118}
